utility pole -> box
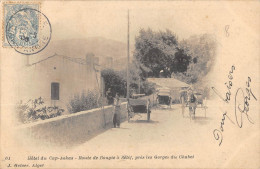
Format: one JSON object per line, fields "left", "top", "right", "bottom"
{"left": 138, "top": 76, "right": 141, "bottom": 94}
{"left": 126, "top": 9, "right": 130, "bottom": 100}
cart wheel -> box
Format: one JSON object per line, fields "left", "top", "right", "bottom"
{"left": 147, "top": 110, "right": 150, "bottom": 121}
{"left": 147, "top": 101, "right": 150, "bottom": 121}
{"left": 128, "top": 113, "right": 130, "bottom": 122}
{"left": 127, "top": 104, "right": 131, "bottom": 122}
{"left": 193, "top": 108, "right": 196, "bottom": 120}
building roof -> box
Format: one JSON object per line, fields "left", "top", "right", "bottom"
{"left": 28, "top": 53, "right": 100, "bottom": 67}
{"left": 147, "top": 78, "right": 190, "bottom": 89}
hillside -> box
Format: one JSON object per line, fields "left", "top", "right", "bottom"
{"left": 30, "top": 37, "right": 128, "bottom": 69}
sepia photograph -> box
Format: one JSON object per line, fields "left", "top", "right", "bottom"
{"left": 0, "top": 1, "right": 259, "bottom": 168}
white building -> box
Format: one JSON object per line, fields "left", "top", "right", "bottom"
{"left": 17, "top": 53, "right": 102, "bottom": 112}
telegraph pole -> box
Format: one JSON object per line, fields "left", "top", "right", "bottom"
{"left": 138, "top": 76, "right": 141, "bottom": 94}
{"left": 126, "top": 10, "right": 130, "bottom": 99}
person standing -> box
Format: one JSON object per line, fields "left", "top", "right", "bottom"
{"left": 106, "top": 88, "right": 114, "bottom": 105}
{"left": 188, "top": 89, "right": 197, "bottom": 119}
{"left": 113, "top": 93, "right": 121, "bottom": 128}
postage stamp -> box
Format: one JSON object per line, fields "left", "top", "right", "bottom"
{"left": 2, "top": 2, "right": 40, "bottom": 47}
{"left": 2, "top": 2, "right": 52, "bottom": 55}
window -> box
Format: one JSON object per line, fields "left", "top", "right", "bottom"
{"left": 51, "top": 82, "right": 59, "bottom": 100}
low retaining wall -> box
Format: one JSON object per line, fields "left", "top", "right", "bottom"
{"left": 16, "top": 102, "right": 128, "bottom": 145}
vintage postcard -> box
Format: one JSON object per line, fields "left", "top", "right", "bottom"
{"left": 0, "top": 1, "right": 259, "bottom": 168}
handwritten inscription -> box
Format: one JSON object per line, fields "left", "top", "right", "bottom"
{"left": 212, "top": 66, "right": 257, "bottom": 146}
{"left": 211, "top": 65, "right": 235, "bottom": 103}
{"left": 234, "top": 77, "right": 257, "bottom": 128}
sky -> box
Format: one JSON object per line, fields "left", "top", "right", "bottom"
{"left": 41, "top": 1, "right": 259, "bottom": 45}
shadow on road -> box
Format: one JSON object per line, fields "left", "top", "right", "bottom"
{"left": 192, "top": 117, "right": 213, "bottom": 125}
{"left": 153, "top": 107, "right": 177, "bottom": 111}
{"left": 128, "top": 120, "right": 159, "bottom": 124}
{"left": 26, "top": 122, "right": 118, "bottom": 148}
{"left": 111, "top": 127, "right": 130, "bottom": 130}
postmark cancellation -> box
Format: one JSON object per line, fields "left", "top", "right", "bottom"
{"left": 2, "top": 1, "right": 51, "bottom": 55}
{"left": 2, "top": 2, "right": 41, "bottom": 47}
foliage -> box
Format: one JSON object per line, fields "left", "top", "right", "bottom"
{"left": 174, "top": 34, "right": 217, "bottom": 84}
{"left": 101, "top": 67, "right": 155, "bottom": 97}
{"left": 134, "top": 28, "right": 191, "bottom": 78}
{"left": 16, "top": 97, "right": 64, "bottom": 124}
{"left": 134, "top": 29, "right": 217, "bottom": 86}
{"left": 101, "top": 69, "right": 127, "bottom": 97}
{"left": 140, "top": 80, "right": 156, "bottom": 96}
{"left": 67, "top": 90, "right": 101, "bottom": 113}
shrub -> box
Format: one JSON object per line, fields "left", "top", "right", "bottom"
{"left": 102, "top": 68, "right": 156, "bottom": 97}
{"left": 67, "top": 90, "right": 101, "bottom": 113}
{"left": 101, "top": 69, "right": 126, "bottom": 97}
{"left": 141, "top": 81, "right": 156, "bottom": 96}
{"left": 16, "top": 97, "right": 64, "bottom": 124}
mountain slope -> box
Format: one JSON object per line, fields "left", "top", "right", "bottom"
{"left": 30, "top": 37, "right": 127, "bottom": 66}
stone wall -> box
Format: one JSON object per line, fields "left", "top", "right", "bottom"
{"left": 16, "top": 102, "right": 127, "bottom": 145}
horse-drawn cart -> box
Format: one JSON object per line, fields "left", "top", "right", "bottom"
{"left": 127, "top": 95, "right": 151, "bottom": 122}
{"left": 156, "top": 88, "right": 172, "bottom": 108}
{"left": 181, "top": 90, "right": 208, "bottom": 120}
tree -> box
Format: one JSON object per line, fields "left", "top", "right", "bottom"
{"left": 134, "top": 29, "right": 216, "bottom": 86}
{"left": 101, "top": 62, "right": 155, "bottom": 97}
{"left": 174, "top": 34, "right": 217, "bottom": 84}
{"left": 134, "top": 28, "right": 183, "bottom": 78}
{"left": 101, "top": 69, "right": 126, "bottom": 97}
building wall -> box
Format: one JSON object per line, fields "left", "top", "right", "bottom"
{"left": 17, "top": 55, "right": 101, "bottom": 112}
